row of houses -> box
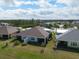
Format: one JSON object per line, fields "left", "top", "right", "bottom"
{"left": 0, "top": 24, "right": 51, "bottom": 46}
{"left": 0, "top": 23, "right": 79, "bottom": 48}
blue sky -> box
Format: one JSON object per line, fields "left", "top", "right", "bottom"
{"left": 0, "top": 0, "right": 79, "bottom": 20}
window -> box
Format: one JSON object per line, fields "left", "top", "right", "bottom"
{"left": 71, "top": 42, "right": 77, "bottom": 46}
{"left": 31, "top": 37, "right": 35, "bottom": 40}
{"left": 3, "top": 35, "right": 8, "bottom": 39}
{"left": 29, "top": 37, "right": 35, "bottom": 41}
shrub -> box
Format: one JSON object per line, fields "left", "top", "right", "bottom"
{"left": 40, "top": 49, "right": 44, "bottom": 54}
{"left": 21, "top": 43, "right": 27, "bottom": 46}
{"left": 13, "top": 40, "right": 20, "bottom": 46}
{"left": 1, "top": 42, "right": 8, "bottom": 49}
{"left": 41, "top": 43, "right": 46, "bottom": 47}
{"left": 10, "top": 39, "right": 16, "bottom": 43}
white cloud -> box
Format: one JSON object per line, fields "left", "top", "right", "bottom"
{"left": 14, "top": 0, "right": 33, "bottom": 7}
{"left": 0, "top": 0, "right": 33, "bottom": 7}
{"left": 57, "top": 0, "right": 79, "bottom": 7}
{"left": 0, "top": 8, "right": 38, "bottom": 19}
{"left": 0, "top": 0, "right": 79, "bottom": 19}
{"left": 57, "top": 0, "right": 72, "bottom": 5}
{"left": 0, "top": 0, "right": 15, "bottom": 7}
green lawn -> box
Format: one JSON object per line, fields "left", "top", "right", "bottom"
{"left": 0, "top": 39, "right": 79, "bottom": 59}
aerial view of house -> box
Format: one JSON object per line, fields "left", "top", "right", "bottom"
{"left": 0, "top": 0, "right": 79, "bottom": 59}
{"left": 15, "top": 26, "right": 50, "bottom": 46}
{"left": 0, "top": 20, "right": 78, "bottom": 59}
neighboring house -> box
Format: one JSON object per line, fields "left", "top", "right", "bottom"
{"left": 26, "top": 27, "right": 53, "bottom": 33}
{"left": 56, "top": 28, "right": 70, "bottom": 35}
{"left": 43, "top": 27, "right": 53, "bottom": 33}
{"left": 26, "top": 27, "right": 32, "bottom": 30}
{"left": 59, "top": 24, "right": 64, "bottom": 29}
{"left": 0, "top": 22, "right": 10, "bottom": 26}
{"left": 17, "top": 27, "right": 26, "bottom": 32}
{"left": 0, "top": 26, "right": 18, "bottom": 39}
{"left": 15, "top": 26, "right": 50, "bottom": 46}
{"left": 56, "top": 29, "right": 79, "bottom": 48}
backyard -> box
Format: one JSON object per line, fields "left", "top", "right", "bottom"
{"left": 0, "top": 39, "right": 79, "bottom": 59}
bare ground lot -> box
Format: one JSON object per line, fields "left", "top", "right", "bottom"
{"left": 0, "top": 39, "right": 79, "bottom": 59}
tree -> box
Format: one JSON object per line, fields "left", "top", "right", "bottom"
{"left": 48, "top": 24, "right": 53, "bottom": 29}
{"left": 63, "top": 23, "right": 68, "bottom": 29}
{"left": 53, "top": 23, "right": 59, "bottom": 28}
{"left": 63, "top": 23, "right": 73, "bottom": 29}
{"left": 69, "top": 20, "right": 73, "bottom": 24}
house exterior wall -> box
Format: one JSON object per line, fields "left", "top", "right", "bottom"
{"left": 22, "top": 36, "right": 38, "bottom": 43}
{"left": 0, "top": 34, "right": 9, "bottom": 39}
{"left": 21, "top": 36, "right": 47, "bottom": 46}
{"left": 68, "top": 41, "right": 79, "bottom": 48}
{"left": 57, "top": 40, "right": 79, "bottom": 48}
{"left": 0, "top": 34, "right": 3, "bottom": 38}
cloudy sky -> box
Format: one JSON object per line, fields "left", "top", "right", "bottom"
{"left": 0, "top": 0, "right": 79, "bottom": 20}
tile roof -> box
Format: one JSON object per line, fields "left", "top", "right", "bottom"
{"left": 0, "top": 26, "right": 18, "bottom": 35}
{"left": 16, "top": 26, "right": 49, "bottom": 38}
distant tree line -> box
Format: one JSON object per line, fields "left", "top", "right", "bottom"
{"left": 0, "top": 19, "right": 41, "bottom": 28}
{"left": 0, "top": 19, "right": 79, "bottom": 29}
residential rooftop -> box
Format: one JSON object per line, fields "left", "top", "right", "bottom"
{"left": 16, "top": 26, "right": 49, "bottom": 38}
{"left": 56, "top": 29, "right": 79, "bottom": 42}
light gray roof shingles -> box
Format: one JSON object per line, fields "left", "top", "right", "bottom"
{"left": 57, "top": 29, "right": 79, "bottom": 41}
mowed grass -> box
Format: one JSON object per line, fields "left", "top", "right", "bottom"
{"left": 0, "top": 39, "right": 79, "bottom": 59}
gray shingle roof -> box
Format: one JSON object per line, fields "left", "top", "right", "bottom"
{"left": 16, "top": 26, "right": 49, "bottom": 38}
{"left": 57, "top": 29, "right": 79, "bottom": 41}
{"left": 0, "top": 26, "right": 18, "bottom": 35}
